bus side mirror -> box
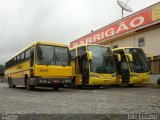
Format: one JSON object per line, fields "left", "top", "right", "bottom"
{"left": 86, "top": 51, "right": 92, "bottom": 61}
{"left": 113, "top": 53, "right": 121, "bottom": 62}
{"left": 126, "top": 54, "right": 133, "bottom": 62}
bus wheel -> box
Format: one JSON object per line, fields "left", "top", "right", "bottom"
{"left": 8, "top": 78, "right": 16, "bottom": 88}
{"left": 111, "top": 84, "right": 120, "bottom": 87}
{"left": 127, "top": 84, "right": 134, "bottom": 87}
{"left": 157, "top": 78, "right": 160, "bottom": 85}
{"left": 8, "top": 79, "right": 12, "bottom": 88}
{"left": 53, "top": 86, "right": 59, "bottom": 91}
{"left": 26, "top": 79, "right": 34, "bottom": 91}
{"left": 94, "top": 86, "right": 101, "bottom": 89}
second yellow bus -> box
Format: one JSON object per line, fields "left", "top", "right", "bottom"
{"left": 70, "top": 44, "right": 117, "bottom": 88}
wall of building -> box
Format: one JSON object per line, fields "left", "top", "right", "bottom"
{"left": 104, "top": 25, "right": 160, "bottom": 57}
{"left": 111, "top": 35, "right": 135, "bottom": 48}
{"left": 135, "top": 25, "right": 160, "bottom": 56}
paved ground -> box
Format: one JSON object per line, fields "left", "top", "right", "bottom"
{"left": 0, "top": 83, "right": 160, "bottom": 115}
{"left": 151, "top": 74, "right": 160, "bottom": 84}
{"left": 0, "top": 75, "right": 160, "bottom": 119}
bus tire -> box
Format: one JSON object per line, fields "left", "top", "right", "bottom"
{"left": 157, "top": 78, "right": 160, "bottom": 85}
{"left": 8, "top": 78, "right": 16, "bottom": 88}
{"left": 94, "top": 85, "right": 101, "bottom": 89}
{"left": 26, "top": 79, "right": 34, "bottom": 91}
{"left": 127, "top": 84, "right": 134, "bottom": 87}
{"left": 76, "top": 85, "right": 82, "bottom": 89}
{"left": 111, "top": 84, "right": 120, "bottom": 87}
{"left": 8, "top": 78, "right": 12, "bottom": 88}
{"left": 12, "top": 85, "right": 16, "bottom": 88}
{"left": 53, "top": 86, "right": 59, "bottom": 91}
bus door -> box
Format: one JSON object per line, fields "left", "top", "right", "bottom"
{"left": 114, "top": 50, "right": 130, "bottom": 84}
{"left": 121, "top": 55, "right": 130, "bottom": 84}
{"left": 75, "top": 54, "right": 89, "bottom": 85}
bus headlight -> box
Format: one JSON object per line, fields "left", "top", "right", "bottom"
{"left": 90, "top": 74, "right": 99, "bottom": 78}
{"left": 130, "top": 74, "right": 138, "bottom": 77}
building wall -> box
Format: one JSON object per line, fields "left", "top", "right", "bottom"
{"left": 104, "top": 25, "right": 160, "bottom": 57}
{"left": 135, "top": 26, "right": 160, "bottom": 56}
{"left": 111, "top": 35, "right": 135, "bottom": 48}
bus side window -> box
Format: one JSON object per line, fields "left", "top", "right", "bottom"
{"left": 25, "top": 49, "right": 31, "bottom": 59}
{"left": 14, "top": 57, "right": 16, "bottom": 64}
{"left": 21, "top": 52, "right": 25, "bottom": 61}
{"left": 77, "top": 46, "right": 86, "bottom": 56}
{"left": 17, "top": 55, "right": 20, "bottom": 64}
{"left": 70, "top": 49, "right": 76, "bottom": 61}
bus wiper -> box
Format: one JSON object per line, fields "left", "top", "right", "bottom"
{"left": 55, "top": 53, "right": 65, "bottom": 67}
{"left": 46, "top": 53, "right": 55, "bottom": 66}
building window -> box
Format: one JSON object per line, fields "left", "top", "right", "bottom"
{"left": 138, "top": 37, "right": 145, "bottom": 47}
{"left": 113, "top": 45, "right": 118, "bottom": 49}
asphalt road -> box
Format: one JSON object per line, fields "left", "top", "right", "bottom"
{"left": 0, "top": 83, "right": 160, "bottom": 115}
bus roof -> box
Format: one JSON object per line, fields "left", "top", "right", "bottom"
{"left": 6, "top": 41, "right": 68, "bottom": 62}
{"left": 69, "top": 44, "right": 110, "bottom": 50}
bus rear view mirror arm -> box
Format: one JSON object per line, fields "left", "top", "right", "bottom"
{"left": 126, "top": 54, "right": 133, "bottom": 62}
{"left": 113, "top": 53, "right": 121, "bottom": 62}
{"left": 86, "top": 51, "right": 92, "bottom": 61}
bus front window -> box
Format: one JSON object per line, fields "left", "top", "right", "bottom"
{"left": 125, "top": 48, "right": 149, "bottom": 73}
{"left": 88, "top": 45, "right": 115, "bottom": 73}
{"left": 36, "top": 45, "right": 69, "bottom": 66}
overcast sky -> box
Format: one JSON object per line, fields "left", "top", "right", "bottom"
{"left": 0, "top": 0, "right": 159, "bottom": 64}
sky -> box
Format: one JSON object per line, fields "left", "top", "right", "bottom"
{"left": 0, "top": 0, "right": 159, "bottom": 64}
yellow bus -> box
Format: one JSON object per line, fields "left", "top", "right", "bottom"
{"left": 5, "top": 41, "right": 72, "bottom": 90}
{"left": 112, "top": 47, "right": 150, "bottom": 87}
{"left": 70, "top": 44, "right": 117, "bottom": 88}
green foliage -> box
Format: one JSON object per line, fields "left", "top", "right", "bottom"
{"left": 0, "top": 65, "right": 4, "bottom": 75}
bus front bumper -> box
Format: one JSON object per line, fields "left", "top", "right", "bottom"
{"left": 89, "top": 77, "right": 117, "bottom": 85}
{"left": 29, "top": 77, "right": 72, "bottom": 87}
{"left": 130, "top": 76, "right": 150, "bottom": 84}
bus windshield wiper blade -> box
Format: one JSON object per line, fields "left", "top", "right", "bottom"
{"left": 55, "top": 53, "right": 66, "bottom": 67}
{"left": 46, "top": 54, "right": 55, "bottom": 66}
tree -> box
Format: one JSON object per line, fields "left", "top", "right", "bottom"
{"left": 0, "top": 65, "right": 4, "bottom": 76}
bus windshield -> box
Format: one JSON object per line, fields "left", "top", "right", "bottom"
{"left": 36, "top": 45, "right": 70, "bottom": 66}
{"left": 125, "top": 48, "right": 149, "bottom": 73}
{"left": 88, "top": 45, "right": 115, "bottom": 73}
